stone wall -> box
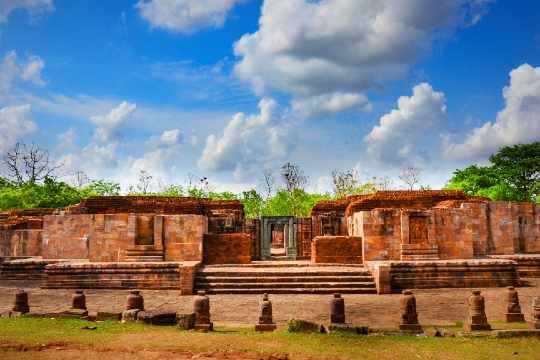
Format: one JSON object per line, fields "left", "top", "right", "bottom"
{"left": 352, "top": 209, "right": 401, "bottom": 261}
{"left": 0, "top": 230, "right": 42, "bottom": 258}
{"left": 203, "top": 233, "right": 251, "bottom": 265}
{"left": 311, "top": 236, "right": 363, "bottom": 264}
{"left": 162, "top": 215, "right": 207, "bottom": 261}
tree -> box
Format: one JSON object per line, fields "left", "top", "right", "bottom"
{"left": 260, "top": 169, "right": 275, "bottom": 200}
{"left": 129, "top": 170, "right": 153, "bottom": 194}
{"left": 84, "top": 180, "right": 121, "bottom": 196}
{"left": 489, "top": 142, "right": 540, "bottom": 201}
{"left": 331, "top": 168, "right": 359, "bottom": 198}
{"left": 280, "top": 162, "right": 308, "bottom": 216}
{"left": 2, "top": 142, "right": 62, "bottom": 185}
{"left": 399, "top": 166, "right": 421, "bottom": 190}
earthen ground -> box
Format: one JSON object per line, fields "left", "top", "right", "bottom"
{"left": 1, "top": 279, "right": 539, "bottom": 328}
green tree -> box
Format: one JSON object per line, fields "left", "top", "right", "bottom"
{"left": 83, "top": 180, "right": 121, "bottom": 196}
{"left": 489, "top": 142, "right": 540, "bottom": 201}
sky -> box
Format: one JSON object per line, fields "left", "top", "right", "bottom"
{"left": 1, "top": 0, "right": 540, "bottom": 194}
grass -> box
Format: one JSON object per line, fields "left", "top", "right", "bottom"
{"left": 0, "top": 317, "right": 538, "bottom": 360}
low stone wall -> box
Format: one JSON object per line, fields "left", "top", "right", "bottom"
{"left": 311, "top": 236, "right": 363, "bottom": 264}
{"left": 368, "top": 259, "right": 520, "bottom": 294}
{"left": 0, "top": 258, "right": 79, "bottom": 281}
{"left": 43, "top": 262, "right": 200, "bottom": 293}
{"left": 203, "top": 233, "right": 251, "bottom": 265}
{"left": 488, "top": 254, "right": 540, "bottom": 278}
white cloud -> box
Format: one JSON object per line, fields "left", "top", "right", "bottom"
{"left": 364, "top": 83, "right": 447, "bottom": 165}
{"left": 0, "top": 104, "right": 38, "bottom": 153}
{"left": 90, "top": 101, "right": 136, "bottom": 142}
{"left": 198, "top": 97, "right": 289, "bottom": 178}
{"left": 20, "top": 55, "right": 45, "bottom": 86}
{"left": 444, "top": 64, "right": 540, "bottom": 159}
{"left": 57, "top": 128, "right": 76, "bottom": 148}
{"left": 0, "top": 51, "right": 46, "bottom": 99}
{"left": 292, "top": 92, "right": 372, "bottom": 118}
{"left": 234, "top": 0, "right": 490, "bottom": 111}
{"left": 158, "top": 129, "right": 182, "bottom": 146}
{"left": 137, "top": 0, "right": 244, "bottom": 34}
{"left": 0, "top": 0, "right": 54, "bottom": 23}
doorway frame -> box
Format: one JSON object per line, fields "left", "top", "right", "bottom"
{"left": 261, "top": 216, "right": 297, "bottom": 260}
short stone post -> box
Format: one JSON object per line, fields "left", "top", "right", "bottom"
{"left": 13, "top": 289, "right": 29, "bottom": 314}
{"left": 193, "top": 291, "right": 213, "bottom": 331}
{"left": 255, "top": 293, "right": 277, "bottom": 332}
{"left": 122, "top": 290, "right": 144, "bottom": 322}
{"left": 464, "top": 290, "right": 491, "bottom": 332}
{"left": 330, "top": 293, "right": 345, "bottom": 325}
{"left": 399, "top": 290, "right": 422, "bottom": 332}
{"left": 126, "top": 290, "right": 144, "bottom": 311}
{"left": 72, "top": 290, "right": 87, "bottom": 311}
{"left": 505, "top": 287, "right": 525, "bottom": 322}
{"left": 530, "top": 297, "right": 540, "bottom": 330}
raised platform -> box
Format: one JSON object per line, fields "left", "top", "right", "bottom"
{"left": 195, "top": 262, "right": 377, "bottom": 294}
{"left": 0, "top": 257, "right": 86, "bottom": 281}
{"left": 488, "top": 254, "right": 540, "bottom": 278}
{"left": 43, "top": 262, "right": 190, "bottom": 290}
{"left": 368, "top": 259, "right": 520, "bottom": 294}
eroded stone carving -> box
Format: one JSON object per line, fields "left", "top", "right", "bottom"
{"left": 399, "top": 290, "right": 422, "bottom": 332}
{"left": 464, "top": 290, "right": 491, "bottom": 332}
{"left": 255, "top": 293, "right": 277, "bottom": 332}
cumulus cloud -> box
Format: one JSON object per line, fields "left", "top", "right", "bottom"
{"left": 234, "top": 0, "right": 490, "bottom": 114}
{"left": 137, "top": 0, "right": 244, "bottom": 34}
{"left": 90, "top": 101, "right": 136, "bottom": 142}
{"left": 0, "top": 104, "right": 38, "bottom": 153}
{"left": 158, "top": 129, "right": 182, "bottom": 146}
{"left": 292, "top": 92, "right": 372, "bottom": 118}
{"left": 0, "top": 0, "right": 54, "bottom": 23}
{"left": 198, "top": 98, "right": 289, "bottom": 178}
{"left": 444, "top": 64, "right": 540, "bottom": 160}
{"left": 364, "top": 83, "right": 447, "bottom": 164}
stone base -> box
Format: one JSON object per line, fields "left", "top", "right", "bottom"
{"left": 177, "top": 313, "right": 195, "bottom": 330}
{"left": 505, "top": 313, "right": 525, "bottom": 323}
{"left": 464, "top": 322, "right": 492, "bottom": 332}
{"left": 194, "top": 323, "right": 213, "bottom": 332}
{"left": 121, "top": 309, "right": 141, "bottom": 323}
{"left": 137, "top": 311, "right": 177, "bottom": 326}
{"left": 255, "top": 323, "right": 277, "bottom": 332}
{"left": 95, "top": 312, "right": 122, "bottom": 321}
{"left": 59, "top": 309, "right": 89, "bottom": 318}
{"left": 529, "top": 322, "right": 540, "bottom": 330}
{"left": 329, "top": 323, "right": 369, "bottom": 335}
{"left": 399, "top": 323, "right": 423, "bottom": 333}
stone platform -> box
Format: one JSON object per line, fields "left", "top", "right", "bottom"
{"left": 488, "top": 254, "right": 540, "bottom": 278}
{"left": 195, "top": 261, "right": 377, "bottom": 294}
{"left": 368, "top": 259, "right": 520, "bottom": 294}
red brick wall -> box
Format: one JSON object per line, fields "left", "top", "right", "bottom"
{"left": 0, "top": 230, "right": 42, "bottom": 257}
{"left": 352, "top": 209, "right": 402, "bottom": 261}
{"left": 162, "top": 215, "right": 207, "bottom": 261}
{"left": 311, "top": 236, "right": 363, "bottom": 264}
{"left": 203, "top": 233, "right": 252, "bottom": 264}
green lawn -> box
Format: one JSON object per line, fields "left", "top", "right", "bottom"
{"left": 0, "top": 317, "right": 538, "bottom": 360}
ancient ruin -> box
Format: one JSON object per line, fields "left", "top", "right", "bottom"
{"left": 255, "top": 293, "right": 277, "bottom": 332}
{"left": 399, "top": 290, "right": 422, "bottom": 332}
{"left": 0, "top": 191, "right": 539, "bottom": 294}
{"left": 505, "top": 287, "right": 525, "bottom": 322}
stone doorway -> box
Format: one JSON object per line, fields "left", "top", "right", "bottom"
{"left": 261, "top": 217, "right": 297, "bottom": 260}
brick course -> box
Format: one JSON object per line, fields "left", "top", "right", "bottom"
{"left": 311, "top": 236, "right": 363, "bottom": 264}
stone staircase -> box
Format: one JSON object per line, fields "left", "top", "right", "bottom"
{"left": 195, "top": 262, "right": 377, "bottom": 294}
{"left": 124, "top": 246, "right": 164, "bottom": 262}
{"left": 400, "top": 244, "right": 440, "bottom": 261}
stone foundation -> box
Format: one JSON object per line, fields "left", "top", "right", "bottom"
{"left": 488, "top": 255, "right": 540, "bottom": 278}
{"left": 43, "top": 261, "right": 200, "bottom": 292}
{"left": 368, "top": 259, "right": 520, "bottom": 294}
{"left": 0, "top": 258, "right": 82, "bottom": 281}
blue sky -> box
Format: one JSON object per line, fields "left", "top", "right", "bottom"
{"left": 1, "top": 0, "right": 540, "bottom": 193}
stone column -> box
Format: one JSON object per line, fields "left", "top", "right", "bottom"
{"left": 122, "top": 290, "right": 144, "bottom": 322}
{"left": 193, "top": 290, "right": 213, "bottom": 331}
{"left": 286, "top": 218, "right": 297, "bottom": 260}
{"left": 399, "top": 290, "right": 422, "bottom": 333}
{"left": 530, "top": 297, "right": 540, "bottom": 330}
{"left": 255, "top": 293, "right": 277, "bottom": 332}
{"left": 505, "top": 287, "right": 525, "bottom": 322}
{"left": 464, "top": 290, "right": 491, "bottom": 332}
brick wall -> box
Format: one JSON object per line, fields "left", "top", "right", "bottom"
{"left": 352, "top": 209, "right": 402, "bottom": 261}
{"left": 203, "top": 233, "right": 252, "bottom": 264}
{"left": 162, "top": 215, "right": 207, "bottom": 261}
{"left": 311, "top": 236, "right": 363, "bottom": 264}
{"left": 0, "top": 230, "right": 42, "bottom": 257}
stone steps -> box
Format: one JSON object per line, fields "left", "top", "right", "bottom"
{"left": 124, "top": 248, "right": 164, "bottom": 262}
{"left": 195, "top": 265, "right": 377, "bottom": 295}
{"left": 124, "top": 256, "right": 164, "bottom": 262}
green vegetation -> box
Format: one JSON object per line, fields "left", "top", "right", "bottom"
{"left": 445, "top": 142, "right": 540, "bottom": 202}
{"left": 0, "top": 317, "right": 538, "bottom": 360}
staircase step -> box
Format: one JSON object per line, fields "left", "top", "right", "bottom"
{"left": 197, "top": 282, "right": 376, "bottom": 289}
{"left": 196, "top": 276, "right": 373, "bottom": 283}
{"left": 124, "top": 256, "right": 164, "bottom": 262}
{"left": 199, "top": 271, "right": 371, "bottom": 277}
{"left": 202, "top": 288, "right": 378, "bottom": 295}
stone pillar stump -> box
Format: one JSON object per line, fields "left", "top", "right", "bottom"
{"left": 399, "top": 290, "right": 422, "bottom": 333}
{"left": 193, "top": 291, "right": 213, "bottom": 331}
{"left": 464, "top": 290, "right": 491, "bottom": 332}
{"left": 255, "top": 293, "right": 277, "bottom": 332}
{"left": 505, "top": 287, "right": 525, "bottom": 322}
